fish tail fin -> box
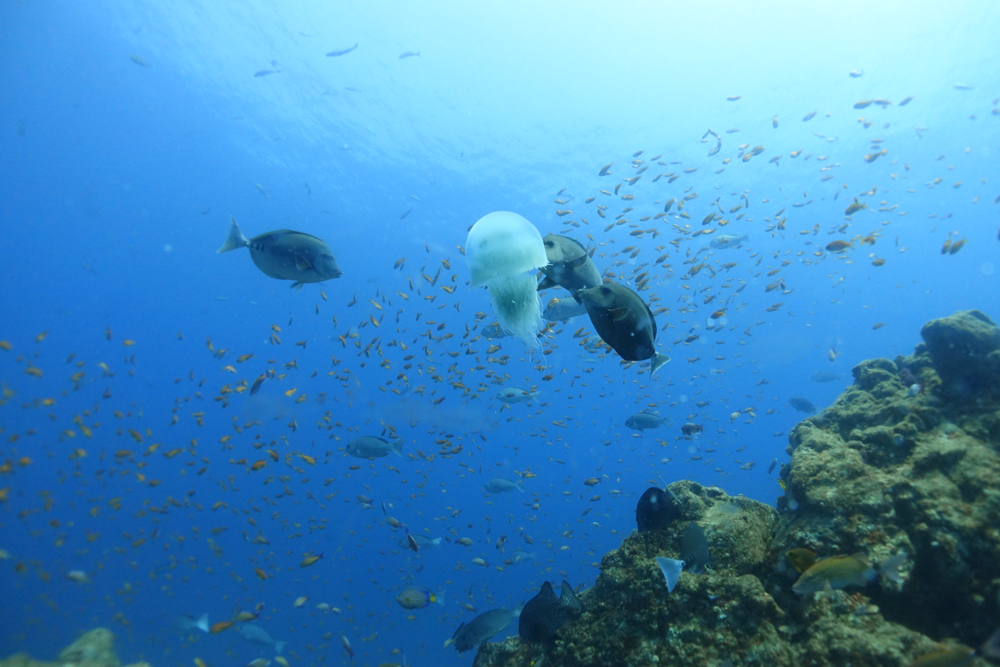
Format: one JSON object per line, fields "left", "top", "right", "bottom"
{"left": 217, "top": 217, "right": 249, "bottom": 253}
{"left": 196, "top": 612, "right": 209, "bottom": 633}
{"left": 516, "top": 481, "right": 525, "bottom": 492}
{"left": 431, "top": 538, "right": 443, "bottom": 546}
{"left": 513, "top": 600, "right": 526, "bottom": 616}
{"left": 537, "top": 275, "right": 558, "bottom": 291}
{"left": 436, "top": 589, "right": 446, "bottom": 605}
{"left": 390, "top": 440, "right": 404, "bottom": 457}
{"left": 879, "top": 551, "right": 908, "bottom": 584}
{"left": 274, "top": 641, "right": 287, "bottom": 655}
{"left": 650, "top": 353, "right": 671, "bottom": 378}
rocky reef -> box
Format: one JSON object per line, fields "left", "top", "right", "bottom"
{"left": 474, "top": 310, "right": 1000, "bottom": 667}
{"left": 0, "top": 628, "right": 149, "bottom": 667}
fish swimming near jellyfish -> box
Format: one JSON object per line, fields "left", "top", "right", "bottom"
{"left": 542, "top": 296, "right": 589, "bottom": 322}
{"left": 217, "top": 217, "right": 342, "bottom": 290}
{"left": 577, "top": 282, "right": 671, "bottom": 377}
{"left": 537, "top": 234, "right": 602, "bottom": 295}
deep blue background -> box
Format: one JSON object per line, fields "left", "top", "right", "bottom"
{"left": 2, "top": 2, "right": 999, "bottom": 666}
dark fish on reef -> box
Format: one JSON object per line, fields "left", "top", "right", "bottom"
{"left": 680, "top": 522, "right": 710, "bottom": 574}
{"left": 217, "top": 217, "right": 342, "bottom": 290}
{"left": 788, "top": 397, "right": 816, "bottom": 414}
{"left": 537, "top": 234, "right": 602, "bottom": 294}
{"left": 451, "top": 603, "right": 524, "bottom": 652}
{"left": 810, "top": 371, "right": 843, "bottom": 383}
{"left": 636, "top": 486, "right": 682, "bottom": 531}
{"left": 577, "top": 282, "right": 671, "bottom": 377}
{"left": 625, "top": 410, "right": 671, "bottom": 431}
{"left": 398, "top": 51, "right": 420, "bottom": 59}
{"left": 326, "top": 43, "right": 358, "bottom": 57}
{"left": 254, "top": 69, "right": 280, "bottom": 77}
{"left": 518, "top": 580, "right": 582, "bottom": 643}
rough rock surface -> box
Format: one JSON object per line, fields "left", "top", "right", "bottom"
{"left": 0, "top": 629, "right": 146, "bottom": 667}
{"left": 473, "top": 311, "right": 1000, "bottom": 667}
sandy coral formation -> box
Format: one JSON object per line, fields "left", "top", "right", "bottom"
{"left": 0, "top": 629, "right": 147, "bottom": 667}
{"left": 473, "top": 310, "right": 1000, "bottom": 667}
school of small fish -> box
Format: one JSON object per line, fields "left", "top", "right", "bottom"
{"left": 2, "top": 60, "right": 998, "bottom": 667}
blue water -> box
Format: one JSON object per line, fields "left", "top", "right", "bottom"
{"left": 1, "top": 1, "right": 999, "bottom": 665}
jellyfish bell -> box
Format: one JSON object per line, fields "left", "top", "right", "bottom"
{"left": 466, "top": 212, "right": 549, "bottom": 348}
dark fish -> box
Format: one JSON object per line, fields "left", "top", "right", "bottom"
{"left": 217, "top": 217, "right": 342, "bottom": 290}
{"left": 679, "top": 522, "right": 710, "bottom": 574}
{"left": 452, "top": 604, "right": 524, "bottom": 652}
{"left": 399, "top": 206, "right": 412, "bottom": 219}
{"left": 518, "top": 580, "right": 582, "bottom": 643}
{"left": 789, "top": 397, "right": 816, "bottom": 414}
{"left": 253, "top": 69, "right": 279, "bottom": 77}
{"left": 344, "top": 436, "right": 403, "bottom": 458}
{"left": 809, "top": 371, "right": 842, "bottom": 383}
{"left": 577, "top": 282, "right": 671, "bottom": 377}
{"left": 537, "top": 234, "right": 602, "bottom": 294}
{"left": 249, "top": 370, "right": 275, "bottom": 396}
{"left": 326, "top": 43, "right": 358, "bottom": 57}
{"left": 624, "top": 411, "right": 670, "bottom": 431}
{"left": 636, "top": 487, "right": 682, "bottom": 532}
{"left": 680, "top": 423, "right": 703, "bottom": 436}
{"left": 398, "top": 51, "right": 420, "bottom": 59}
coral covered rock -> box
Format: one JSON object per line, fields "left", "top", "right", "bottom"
{"left": 0, "top": 628, "right": 132, "bottom": 667}
{"left": 472, "top": 311, "right": 1000, "bottom": 667}
{"left": 920, "top": 309, "right": 1000, "bottom": 397}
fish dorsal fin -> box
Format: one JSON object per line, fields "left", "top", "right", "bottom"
{"left": 295, "top": 254, "right": 314, "bottom": 272}
{"left": 610, "top": 307, "right": 630, "bottom": 321}
{"left": 567, "top": 254, "right": 589, "bottom": 269}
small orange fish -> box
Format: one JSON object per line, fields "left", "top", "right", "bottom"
{"left": 209, "top": 621, "right": 234, "bottom": 634}
{"left": 254, "top": 567, "right": 268, "bottom": 580}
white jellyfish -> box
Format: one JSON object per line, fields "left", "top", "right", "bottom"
{"left": 466, "top": 211, "right": 549, "bottom": 348}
